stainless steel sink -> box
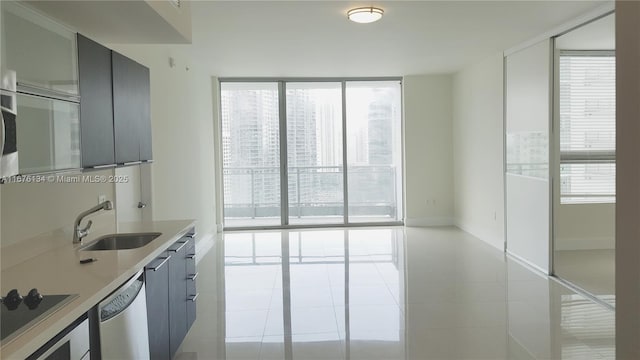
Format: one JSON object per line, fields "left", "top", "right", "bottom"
{"left": 80, "top": 233, "right": 162, "bottom": 251}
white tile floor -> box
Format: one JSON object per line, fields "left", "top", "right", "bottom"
{"left": 177, "top": 226, "right": 614, "bottom": 360}
{"left": 554, "top": 249, "right": 615, "bottom": 306}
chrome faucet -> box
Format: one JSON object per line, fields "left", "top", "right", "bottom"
{"left": 73, "top": 200, "right": 113, "bottom": 244}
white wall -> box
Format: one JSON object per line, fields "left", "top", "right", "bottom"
{"left": 555, "top": 204, "right": 615, "bottom": 250}
{"left": 109, "top": 44, "right": 218, "bottom": 245}
{"left": 403, "top": 75, "right": 454, "bottom": 226}
{"left": 115, "top": 165, "right": 143, "bottom": 224}
{"left": 0, "top": 169, "right": 117, "bottom": 248}
{"left": 452, "top": 52, "right": 505, "bottom": 251}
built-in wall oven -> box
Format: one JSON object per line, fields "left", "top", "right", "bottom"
{"left": 26, "top": 315, "right": 90, "bottom": 360}
{"left": 1, "top": 70, "right": 19, "bottom": 178}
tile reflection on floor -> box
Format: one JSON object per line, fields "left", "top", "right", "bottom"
{"left": 554, "top": 249, "right": 615, "bottom": 306}
{"left": 177, "top": 227, "right": 614, "bottom": 360}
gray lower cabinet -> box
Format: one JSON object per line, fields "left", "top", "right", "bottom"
{"left": 144, "top": 251, "right": 171, "bottom": 360}
{"left": 186, "top": 238, "right": 197, "bottom": 329}
{"left": 145, "top": 233, "right": 196, "bottom": 359}
{"left": 168, "top": 239, "right": 189, "bottom": 357}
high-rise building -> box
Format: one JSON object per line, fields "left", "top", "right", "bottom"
{"left": 221, "top": 87, "right": 280, "bottom": 216}
{"left": 367, "top": 88, "right": 395, "bottom": 165}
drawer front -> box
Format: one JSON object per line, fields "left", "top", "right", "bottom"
{"left": 185, "top": 234, "right": 197, "bottom": 329}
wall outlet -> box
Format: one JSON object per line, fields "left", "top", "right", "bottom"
{"left": 98, "top": 195, "right": 106, "bottom": 204}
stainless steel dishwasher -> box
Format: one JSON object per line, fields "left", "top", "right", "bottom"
{"left": 98, "top": 270, "right": 150, "bottom": 360}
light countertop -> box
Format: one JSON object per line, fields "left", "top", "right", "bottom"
{"left": 0, "top": 219, "right": 196, "bottom": 359}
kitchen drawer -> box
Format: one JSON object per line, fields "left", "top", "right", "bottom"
{"left": 186, "top": 272, "right": 197, "bottom": 330}
{"left": 185, "top": 233, "right": 197, "bottom": 330}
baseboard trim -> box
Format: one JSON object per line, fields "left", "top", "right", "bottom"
{"left": 454, "top": 220, "right": 505, "bottom": 252}
{"left": 194, "top": 231, "right": 217, "bottom": 265}
{"left": 404, "top": 217, "right": 454, "bottom": 227}
{"left": 554, "top": 237, "right": 615, "bottom": 251}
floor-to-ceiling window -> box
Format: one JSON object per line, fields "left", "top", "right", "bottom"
{"left": 286, "top": 82, "right": 344, "bottom": 225}
{"left": 220, "top": 79, "right": 403, "bottom": 228}
{"left": 221, "top": 82, "right": 282, "bottom": 227}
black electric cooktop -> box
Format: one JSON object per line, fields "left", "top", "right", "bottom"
{"left": 1, "top": 289, "right": 77, "bottom": 345}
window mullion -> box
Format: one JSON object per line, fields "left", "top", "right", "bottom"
{"left": 279, "top": 81, "right": 289, "bottom": 225}
{"left": 341, "top": 81, "right": 349, "bottom": 225}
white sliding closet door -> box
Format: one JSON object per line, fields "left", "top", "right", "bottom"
{"left": 505, "top": 39, "right": 552, "bottom": 273}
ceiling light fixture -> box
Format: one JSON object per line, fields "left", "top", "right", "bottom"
{"left": 347, "top": 7, "right": 384, "bottom": 24}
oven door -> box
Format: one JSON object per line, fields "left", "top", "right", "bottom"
{"left": 1, "top": 90, "right": 19, "bottom": 178}
{"left": 27, "top": 317, "right": 90, "bottom": 360}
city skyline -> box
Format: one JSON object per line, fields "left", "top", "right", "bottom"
{"left": 220, "top": 81, "right": 402, "bottom": 223}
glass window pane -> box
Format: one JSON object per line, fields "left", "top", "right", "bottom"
{"left": 345, "top": 81, "right": 403, "bottom": 223}
{"left": 559, "top": 54, "right": 615, "bottom": 204}
{"left": 286, "top": 82, "right": 344, "bottom": 225}
{"left": 221, "top": 82, "right": 281, "bottom": 227}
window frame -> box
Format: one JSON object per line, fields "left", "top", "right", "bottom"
{"left": 218, "top": 77, "right": 405, "bottom": 230}
{"left": 557, "top": 50, "right": 616, "bottom": 205}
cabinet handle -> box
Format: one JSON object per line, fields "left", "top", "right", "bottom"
{"left": 186, "top": 233, "right": 196, "bottom": 239}
{"left": 189, "top": 293, "right": 199, "bottom": 302}
{"left": 17, "top": 82, "right": 80, "bottom": 102}
{"left": 148, "top": 256, "right": 170, "bottom": 271}
{"left": 186, "top": 254, "right": 196, "bottom": 260}
{"left": 188, "top": 272, "right": 198, "bottom": 281}
{"left": 122, "top": 161, "right": 142, "bottom": 166}
{"left": 91, "top": 164, "right": 117, "bottom": 169}
{"left": 168, "top": 241, "right": 188, "bottom": 253}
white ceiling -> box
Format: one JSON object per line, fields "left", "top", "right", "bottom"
{"left": 555, "top": 13, "right": 614, "bottom": 50}
{"left": 190, "top": 1, "right": 606, "bottom": 77}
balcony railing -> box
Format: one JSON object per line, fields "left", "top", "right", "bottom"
{"left": 223, "top": 165, "right": 398, "bottom": 219}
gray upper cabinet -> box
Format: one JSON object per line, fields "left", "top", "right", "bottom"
{"left": 112, "top": 51, "right": 152, "bottom": 164}
{"left": 77, "top": 34, "right": 115, "bottom": 168}
{"left": 1, "top": 0, "right": 153, "bottom": 172}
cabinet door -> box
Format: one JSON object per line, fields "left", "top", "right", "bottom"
{"left": 186, "top": 237, "right": 197, "bottom": 330}
{"left": 1, "top": 2, "right": 79, "bottom": 95}
{"left": 144, "top": 253, "right": 171, "bottom": 360}
{"left": 168, "top": 240, "right": 188, "bottom": 357}
{"left": 138, "top": 66, "right": 152, "bottom": 161}
{"left": 77, "top": 34, "right": 115, "bottom": 168}
{"left": 15, "top": 94, "right": 80, "bottom": 174}
{"left": 112, "top": 51, "right": 150, "bottom": 164}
